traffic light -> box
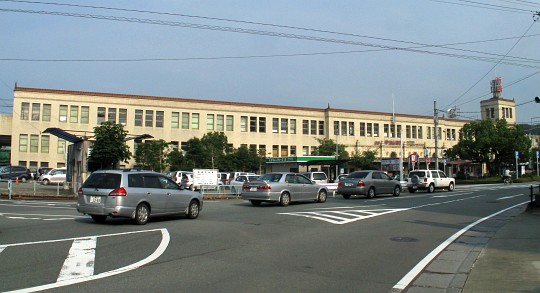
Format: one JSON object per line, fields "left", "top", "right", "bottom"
{"left": 441, "top": 149, "right": 447, "bottom": 158}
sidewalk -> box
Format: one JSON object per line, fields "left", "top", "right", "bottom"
{"left": 404, "top": 201, "right": 540, "bottom": 293}
{"left": 462, "top": 203, "right": 540, "bottom": 293}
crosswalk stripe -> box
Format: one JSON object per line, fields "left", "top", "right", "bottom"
{"left": 57, "top": 237, "right": 97, "bottom": 282}
{"left": 279, "top": 208, "right": 408, "bottom": 225}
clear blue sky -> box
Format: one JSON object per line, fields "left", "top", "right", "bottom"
{"left": 1, "top": 0, "right": 539, "bottom": 123}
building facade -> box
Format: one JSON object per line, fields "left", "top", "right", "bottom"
{"left": 7, "top": 86, "right": 472, "bottom": 174}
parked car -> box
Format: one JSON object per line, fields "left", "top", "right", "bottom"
{"left": 337, "top": 170, "right": 401, "bottom": 199}
{"left": 407, "top": 169, "right": 455, "bottom": 193}
{"left": 39, "top": 167, "right": 67, "bottom": 185}
{"left": 0, "top": 165, "right": 32, "bottom": 182}
{"left": 241, "top": 172, "right": 328, "bottom": 206}
{"left": 227, "top": 172, "right": 256, "bottom": 184}
{"left": 337, "top": 174, "right": 349, "bottom": 182}
{"left": 167, "top": 170, "right": 192, "bottom": 185}
{"left": 77, "top": 169, "right": 203, "bottom": 225}
{"left": 302, "top": 171, "right": 328, "bottom": 184}
{"left": 34, "top": 167, "right": 53, "bottom": 180}
{"left": 230, "top": 174, "right": 260, "bottom": 193}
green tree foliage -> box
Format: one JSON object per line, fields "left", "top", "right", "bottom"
{"left": 349, "top": 150, "right": 378, "bottom": 170}
{"left": 167, "top": 148, "right": 189, "bottom": 171}
{"left": 134, "top": 139, "right": 170, "bottom": 172}
{"left": 89, "top": 122, "right": 131, "bottom": 169}
{"left": 314, "top": 138, "right": 348, "bottom": 158}
{"left": 447, "top": 119, "right": 531, "bottom": 173}
{"left": 184, "top": 132, "right": 232, "bottom": 169}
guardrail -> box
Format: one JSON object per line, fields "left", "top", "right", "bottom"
{"left": 200, "top": 184, "right": 242, "bottom": 198}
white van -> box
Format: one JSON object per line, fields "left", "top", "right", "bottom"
{"left": 301, "top": 172, "right": 328, "bottom": 185}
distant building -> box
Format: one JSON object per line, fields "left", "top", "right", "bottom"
{"left": 480, "top": 77, "right": 516, "bottom": 124}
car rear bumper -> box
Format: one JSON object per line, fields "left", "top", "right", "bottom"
{"left": 77, "top": 203, "right": 135, "bottom": 218}
{"left": 241, "top": 191, "right": 280, "bottom": 202}
{"left": 337, "top": 187, "right": 367, "bottom": 195}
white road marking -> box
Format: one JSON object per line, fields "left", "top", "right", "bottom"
{"left": 57, "top": 237, "right": 97, "bottom": 282}
{"left": 3, "top": 228, "right": 170, "bottom": 293}
{"left": 279, "top": 208, "right": 408, "bottom": 225}
{"left": 497, "top": 194, "right": 523, "bottom": 200}
{"left": 0, "top": 212, "right": 84, "bottom": 221}
{"left": 392, "top": 201, "right": 529, "bottom": 292}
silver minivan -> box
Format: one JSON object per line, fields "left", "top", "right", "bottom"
{"left": 77, "top": 170, "right": 203, "bottom": 225}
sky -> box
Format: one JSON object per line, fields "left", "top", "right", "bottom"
{"left": 1, "top": 0, "right": 539, "bottom": 123}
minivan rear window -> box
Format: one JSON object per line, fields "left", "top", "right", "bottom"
{"left": 83, "top": 173, "right": 121, "bottom": 189}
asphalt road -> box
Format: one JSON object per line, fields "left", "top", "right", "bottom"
{"left": 0, "top": 183, "right": 533, "bottom": 293}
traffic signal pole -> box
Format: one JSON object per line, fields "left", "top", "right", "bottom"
{"left": 434, "top": 101, "right": 439, "bottom": 169}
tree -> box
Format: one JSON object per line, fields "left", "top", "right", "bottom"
{"left": 349, "top": 149, "right": 377, "bottom": 170}
{"left": 167, "top": 148, "right": 188, "bottom": 171}
{"left": 447, "top": 119, "right": 531, "bottom": 174}
{"left": 314, "top": 138, "right": 348, "bottom": 158}
{"left": 134, "top": 139, "right": 170, "bottom": 172}
{"left": 184, "top": 132, "right": 232, "bottom": 169}
{"left": 89, "top": 122, "right": 131, "bottom": 169}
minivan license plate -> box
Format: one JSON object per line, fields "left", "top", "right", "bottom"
{"left": 89, "top": 196, "right": 101, "bottom": 203}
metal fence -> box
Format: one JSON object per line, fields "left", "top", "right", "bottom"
{"left": 200, "top": 184, "right": 242, "bottom": 198}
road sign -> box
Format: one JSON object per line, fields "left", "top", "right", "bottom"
{"left": 443, "top": 159, "right": 447, "bottom": 166}
{"left": 515, "top": 151, "right": 519, "bottom": 158}
{"left": 536, "top": 150, "right": 539, "bottom": 158}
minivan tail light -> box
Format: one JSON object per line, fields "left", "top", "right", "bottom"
{"left": 109, "top": 187, "right": 127, "bottom": 196}
{"left": 357, "top": 180, "right": 365, "bottom": 187}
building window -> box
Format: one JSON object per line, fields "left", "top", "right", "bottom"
{"left": 406, "top": 125, "right": 411, "bottom": 139}
{"left": 70, "top": 105, "right": 79, "bottom": 123}
{"left": 21, "top": 102, "right": 29, "bottom": 120}
{"left": 360, "top": 122, "right": 366, "bottom": 136}
{"left": 341, "top": 121, "right": 347, "bottom": 136}
{"left": 226, "top": 115, "right": 234, "bottom": 131}
{"left": 19, "top": 134, "right": 28, "bottom": 152}
{"left": 302, "top": 146, "right": 309, "bottom": 156}
{"left": 192, "top": 113, "right": 199, "bottom": 129}
{"left": 156, "top": 111, "right": 164, "bottom": 128}
{"left": 509, "top": 108, "right": 513, "bottom": 118}
{"left": 281, "top": 145, "right": 288, "bottom": 157}
{"left": 390, "top": 124, "right": 396, "bottom": 138}
{"left": 272, "top": 118, "right": 279, "bottom": 133}
{"left": 145, "top": 110, "right": 153, "bottom": 127}
{"left": 81, "top": 106, "right": 89, "bottom": 124}
{"left": 290, "top": 145, "right": 297, "bottom": 156}
{"left": 367, "top": 123, "right": 372, "bottom": 137}
{"left": 412, "top": 126, "right": 417, "bottom": 139}
{"left": 58, "top": 139, "right": 66, "bottom": 154}
{"left": 427, "top": 126, "right": 431, "bottom": 139}
{"left": 42, "top": 104, "right": 51, "bottom": 121}
{"left": 319, "top": 121, "right": 325, "bottom": 135}
{"left": 170, "top": 141, "right": 179, "bottom": 150}
{"left": 373, "top": 123, "right": 379, "bottom": 137}
{"left": 41, "top": 135, "right": 49, "bottom": 153}
{"left": 397, "top": 125, "right": 402, "bottom": 138}
{"left": 59, "top": 105, "right": 68, "bottom": 122}
{"left": 97, "top": 107, "right": 106, "bottom": 124}
{"left": 31, "top": 103, "right": 40, "bottom": 121}
{"left": 348, "top": 122, "right": 355, "bottom": 136}
{"left": 135, "top": 109, "right": 143, "bottom": 127}
{"left": 182, "top": 112, "right": 189, "bottom": 129}
{"left": 438, "top": 127, "right": 442, "bottom": 139}
{"left": 30, "top": 134, "right": 39, "bottom": 153}
{"left": 258, "top": 117, "right": 266, "bottom": 133}
{"left": 207, "top": 114, "right": 215, "bottom": 130}
{"left": 334, "top": 121, "right": 339, "bottom": 136}
{"left": 290, "top": 119, "right": 296, "bottom": 134}
{"left": 250, "top": 117, "right": 257, "bottom": 132}
{"left": 303, "top": 120, "right": 310, "bottom": 135}
{"left": 119, "top": 108, "right": 127, "bottom": 125}
{"left": 240, "top": 116, "right": 248, "bottom": 132}
{"left": 311, "top": 120, "right": 317, "bottom": 135}
{"left": 383, "top": 124, "right": 389, "bottom": 137}
{"left": 272, "top": 145, "right": 279, "bottom": 157}
{"left": 217, "top": 114, "right": 224, "bottom": 131}
{"left": 108, "top": 108, "right": 116, "bottom": 123}
{"left": 418, "top": 126, "right": 423, "bottom": 139}
{"left": 281, "top": 118, "right": 288, "bottom": 134}
{"left": 490, "top": 108, "right": 495, "bottom": 118}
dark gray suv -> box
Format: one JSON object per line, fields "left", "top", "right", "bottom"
{"left": 0, "top": 165, "right": 32, "bottom": 182}
{"left": 77, "top": 169, "right": 203, "bottom": 225}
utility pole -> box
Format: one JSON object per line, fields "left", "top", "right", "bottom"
{"left": 434, "top": 101, "right": 439, "bottom": 169}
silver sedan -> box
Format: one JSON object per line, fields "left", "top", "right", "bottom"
{"left": 241, "top": 172, "right": 328, "bottom": 206}
{"left": 338, "top": 170, "right": 401, "bottom": 199}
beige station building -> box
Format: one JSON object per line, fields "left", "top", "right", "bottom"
{"left": 0, "top": 78, "right": 516, "bottom": 178}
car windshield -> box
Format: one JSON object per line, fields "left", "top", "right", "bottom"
{"left": 348, "top": 172, "right": 369, "bottom": 179}
{"left": 82, "top": 173, "right": 121, "bottom": 189}
{"left": 259, "top": 173, "right": 283, "bottom": 182}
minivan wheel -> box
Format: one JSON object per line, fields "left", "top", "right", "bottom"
{"left": 366, "top": 187, "right": 376, "bottom": 198}
{"left": 135, "top": 203, "right": 150, "bottom": 225}
{"left": 187, "top": 200, "right": 200, "bottom": 219}
{"left": 42, "top": 179, "right": 50, "bottom": 185}
{"left": 317, "top": 190, "right": 327, "bottom": 203}
{"left": 280, "top": 192, "right": 291, "bottom": 206}
{"left": 91, "top": 215, "right": 107, "bottom": 223}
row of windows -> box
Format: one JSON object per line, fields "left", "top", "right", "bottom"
{"left": 19, "top": 102, "right": 458, "bottom": 140}
{"left": 19, "top": 134, "right": 67, "bottom": 154}
{"left": 484, "top": 107, "right": 513, "bottom": 119}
